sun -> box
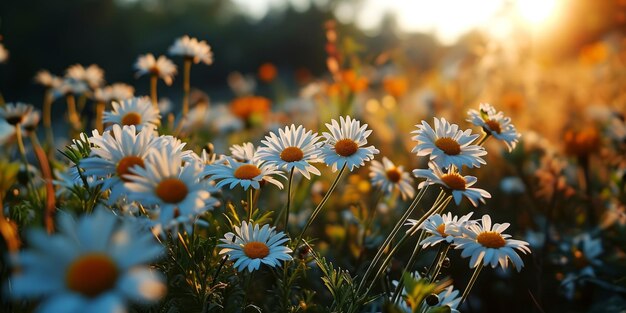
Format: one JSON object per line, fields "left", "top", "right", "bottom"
{"left": 515, "top": 0, "right": 559, "bottom": 26}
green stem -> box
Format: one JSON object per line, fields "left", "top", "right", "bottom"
{"left": 15, "top": 125, "right": 31, "bottom": 188}
{"left": 182, "top": 57, "right": 192, "bottom": 118}
{"left": 356, "top": 186, "right": 432, "bottom": 293}
{"left": 476, "top": 132, "right": 491, "bottom": 146}
{"left": 428, "top": 243, "right": 451, "bottom": 283}
{"left": 364, "top": 196, "right": 452, "bottom": 294}
{"left": 42, "top": 89, "right": 54, "bottom": 153}
{"left": 294, "top": 164, "right": 347, "bottom": 249}
{"left": 150, "top": 74, "right": 159, "bottom": 109}
{"left": 248, "top": 188, "right": 254, "bottom": 222}
{"left": 284, "top": 168, "right": 295, "bottom": 233}
{"left": 460, "top": 265, "right": 483, "bottom": 304}
{"left": 391, "top": 229, "right": 427, "bottom": 303}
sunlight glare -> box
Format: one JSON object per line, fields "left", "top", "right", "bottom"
{"left": 515, "top": 0, "right": 559, "bottom": 26}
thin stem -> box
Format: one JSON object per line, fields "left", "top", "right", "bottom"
{"left": 356, "top": 185, "right": 430, "bottom": 293}
{"left": 182, "top": 58, "right": 192, "bottom": 118}
{"left": 391, "top": 229, "right": 427, "bottom": 303}
{"left": 248, "top": 188, "right": 254, "bottom": 222}
{"left": 294, "top": 164, "right": 347, "bottom": 249}
{"left": 29, "top": 133, "right": 56, "bottom": 234}
{"left": 364, "top": 196, "right": 452, "bottom": 294}
{"left": 284, "top": 168, "right": 295, "bottom": 232}
{"left": 150, "top": 74, "right": 159, "bottom": 108}
{"left": 476, "top": 132, "right": 491, "bottom": 146}
{"left": 95, "top": 101, "right": 105, "bottom": 133}
{"left": 15, "top": 125, "right": 31, "bottom": 187}
{"left": 460, "top": 265, "right": 483, "bottom": 304}
{"left": 42, "top": 89, "right": 54, "bottom": 153}
{"left": 66, "top": 94, "right": 81, "bottom": 134}
{"left": 428, "top": 243, "right": 451, "bottom": 283}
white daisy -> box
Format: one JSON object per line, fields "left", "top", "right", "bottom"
{"left": 93, "top": 83, "right": 135, "bottom": 103}
{"left": 203, "top": 157, "right": 284, "bottom": 190}
{"left": 124, "top": 145, "right": 215, "bottom": 227}
{"left": 53, "top": 77, "right": 89, "bottom": 99}
{"left": 406, "top": 212, "right": 474, "bottom": 247}
{"left": 454, "top": 214, "right": 531, "bottom": 271}
{"left": 320, "top": 115, "right": 379, "bottom": 172}
{"left": 168, "top": 35, "right": 213, "bottom": 65}
{"left": 81, "top": 125, "right": 157, "bottom": 202}
{"left": 412, "top": 117, "right": 487, "bottom": 169}
{"left": 369, "top": 157, "right": 415, "bottom": 200}
{"left": 229, "top": 142, "right": 258, "bottom": 163}
{"left": 8, "top": 208, "right": 166, "bottom": 312}
{"left": 413, "top": 162, "right": 491, "bottom": 207}
{"left": 135, "top": 53, "right": 178, "bottom": 86}
{"left": 257, "top": 124, "right": 323, "bottom": 179}
{"left": 0, "top": 102, "right": 34, "bottom": 126}
{"left": 65, "top": 64, "right": 105, "bottom": 89}
{"left": 391, "top": 273, "right": 462, "bottom": 313}
{"left": 467, "top": 103, "right": 521, "bottom": 151}
{"left": 34, "top": 70, "right": 62, "bottom": 88}
{"left": 218, "top": 221, "right": 292, "bottom": 272}
{"left": 21, "top": 109, "right": 41, "bottom": 134}
{"left": 103, "top": 96, "right": 161, "bottom": 131}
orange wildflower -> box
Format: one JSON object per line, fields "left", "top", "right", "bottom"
{"left": 230, "top": 96, "right": 271, "bottom": 121}
{"left": 258, "top": 63, "right": 277, "bottom": 83}
{"left": 564, "top": 127, "right": 600, "bottom": 157}
{"left": 383, "top": 76, "right": 408, "bottom": 98}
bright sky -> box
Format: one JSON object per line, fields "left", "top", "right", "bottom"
{"left": 232, "top": 0, "right": 561, "bottom": 44}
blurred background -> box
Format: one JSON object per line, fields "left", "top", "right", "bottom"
{"left": 0, "top": 0, "right": 624, "bottom": 104}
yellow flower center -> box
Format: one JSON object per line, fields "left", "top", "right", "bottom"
{"left": 121, "top": 112, "right": 142, "bottom": 126}
{"left": 155, "top": 178, "right": 189, "bottom": 203}
{"left": 385, "top": 168, "right": 402, "bottom": 183}
{"left": 476, "top": 231, "right": 506, "bottom": 248}
{"left": 572, "top": 249, "right": 589, "bottom": 269}
{"left": 436, "top": 223, "right": 448, "bottom": 237}
{"left": 280, "top": 146, "right": 304, "bottom": 162}
{"left": 234, "top": 164, "right": 262, "bottom": 180}
{"left": 243, "top": 241, "right": 270, "bottom": 259}
{"left": 485, "top": 119, "right": 502, "bottom": 134}
{"left": 334, "top": 139, "right": 358, "bottom": 157}
{"left": 66, "top": 253, "right": 119, "bottom": 298}
{"left": 116, "top": 156, "right": 145, "bottom": 182}
{"left": 440, "top": 173, "right": 466, "bottom": 190}
{"left": 434, "top": 137, "right": 461, "bottom": 155}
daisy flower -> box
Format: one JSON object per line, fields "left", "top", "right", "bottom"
{"left": 124, "top": 146, "right": 215, "bottom": 227}
{"left": 257, "top": 124, "right": 323, "bottom": 179}
{"left": 103, "top": 96, "right": 160, "bottom": 131}
{"left": 412, "top": 117, "right": 487, "bottom": 169}
{"left": 135, "top": 53, "right": 178, "bottom": 86}
{"left": 454, "top": 214, "right": 531, "bottom": 271}
{"left": 53, "top": 77, "right": 89, "bottom": 98}
{"left": 229, "top": 142, "right": 258, "bottom": 163}
{"left": 467, "top": 103, "right": 521, "bottom": 151}
{"left": 93, "top": 83, "right": 135, "bottom": 103}
{"left": 168, "top": 35, "right": 213, "bottom": 65}
{"left": 65, "top": 64, "right": 105, "bottom": 89}
{"left": 81, "top": 125, "right": 157, "bottom": 202}
{"left": 320, "top": 115, "right": 379, "bottom": 172}
{"left": 21, "top": 109, "right": 41, "bottom": 134}
{"left": 0, "top": 102, "right": 34, "bottom": 126}
{"left": 8, "top": 209, "right": 166, "bottom": 312}
{"left": 204, "top": 157, "right": 285, "bottom": 190}
{"left": 406, "top": 212, "right": 474, "bottom": 247}
{"left": 218, "top": 221, "right": 292, "bottom": 272}
{"left": 34, "top": 70, "right": 62, "bottom": 88}
{"left": 369, "top": 157, "right": 415, "bottom": 200}
{"left": 413, "top": 162, "right": 491, "bottom": 207}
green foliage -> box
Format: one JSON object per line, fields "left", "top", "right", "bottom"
{"left": 401, "top": 273, "right": 437, "bottom": 313}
